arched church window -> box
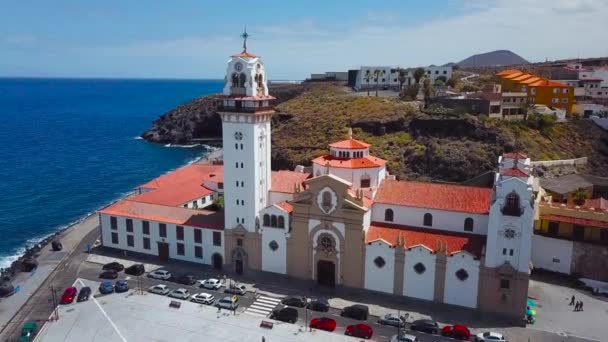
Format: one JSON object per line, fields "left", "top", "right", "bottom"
{"left": 384, "top": 208, "right": 394, "bottom": 222}
{"left": 270, "top": 215, "right": 277, "bottom": 227}
{"left": 503, "top": 191, "right": 522, "bottom": 216}
{"left": 263, "top": 214, "right": 270, "bottom": 226}
{"left": 238, "top": 72, "right": 246, "bottom": 87}
{"left": 464, "top": 217, "right": 474, "bottom": 232}
{"left": 277, "top": 216, "right": 285, "bottom": 228}
{"left": 322, "top": 191, "right": 332, "bottom": 211}
{"left": 231, "top": 73, "right": 239, "bottom": 87}
{"left": 423, "top": 213, "right": 433, "bottom": 226}
{"left": 360, "top": 174, "right": 371, "bottom": 188}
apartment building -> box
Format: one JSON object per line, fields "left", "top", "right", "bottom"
{"left": 497, "top": 70, "right": 574, "bottom": 113}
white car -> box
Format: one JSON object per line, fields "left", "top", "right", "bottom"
{"left": 390, "top": 334, "right": 419, "bottom": 342}
{"left": 378, "top": 313, "right": 406, "bottom": 327}
{"left": 200, "top": 278, "right": 222, "bottom": 290}
{"left": 148, "top": 269, "right": 172, "bottom": 280}
{"left": 475, "top": 332, "right": 505, "bottom": 342}
{"left": 168, "top": 288, "right": 190, "bottom": 300}
{"left": 148, "top": 284, "right": 171, "bottom": 295}
{"left": 191, "top": 293, "right": 215, "bottom": 305}
{"left": 215, "top": 296, "right": 238, "bottom": 310}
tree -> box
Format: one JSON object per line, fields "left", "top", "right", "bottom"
{"left": 571, "top": 187, "right": 588, "bottom": 206}
{"left": 413, "top": 68, "right": 426, "bottom": 84}
{"left": 446, "top": 76, "right": 457, "bottom": 88}
{"left": 422, "top": 78, "right": 433, "bottom": 107}
{"left": 435, "top": 76, "right": 447, "bottom": 83}
{"left": 434, "top": 79, "right": 445, "bottom": 87}
{"left": 373, "top": 69, "right": 385, "bottom": 97}
{"left": 363, "top": 70, "right": 372, "bottom": 96}
{"left": 397, "top": 68, "right": 407, "bottom": 91}
{"left": 212, "top": 196, "right": 224, "bottom": 210}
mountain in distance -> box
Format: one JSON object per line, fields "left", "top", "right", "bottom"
{"left": 457, "top": 50, "right": 529, "bottom": 68}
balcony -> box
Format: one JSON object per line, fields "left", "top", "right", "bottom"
{"left": 218, "top": 105, "right": 274, "bottom": 113}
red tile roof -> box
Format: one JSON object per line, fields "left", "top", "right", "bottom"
{"left": 312, "top": 155, "right": 386, "bottom": 169}
{"left": 540, "top": 214, "right": 608, "bottom": 230}
{"left": 520, "top": 77, "right": 541, "bottom": 85}
{"left": 374, "top": 180, "right": 492, "bottom": 214}
{"left": 501, "top": 168, "right": 530, "bottom": 177}
{"left": 347, "top": 189, "right": 373, "bottom": 208}
{"left": 503, "top": 152, "right": 528, "bottom": 159}
{"left": 270, "top": 171, "right": 310, "bottom": 194}
{"left": 497, "top": 69, "right": 521, "bottom": 76}
{"left": 231, "top": 51, "right": 257, "bottom": 58}
{"left": 503, "top": 72, "right": 524, "bottom": 79}
{"left": 365, "top": 222, "right": 484, "bottom": 256}
{"left": 130, "top": 183, "right": 214, "bottom": 207}
{"left": 329, "top": 139, "right": 371, "bottom": 149}
{"left": 276, "top": 201, "right": 294, "bottom": 213}
{"left": 137, "top": 164, "right": 223, "bottom": 190}
{"left": 529, "top": 80, "right": 569, "bottom": 87}
{"left": 100, "top": 200, "right": 224, "bottom": 230}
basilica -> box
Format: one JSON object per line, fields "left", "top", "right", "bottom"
{"left": 98, "top": 38, "right": 536, "bottom": 321}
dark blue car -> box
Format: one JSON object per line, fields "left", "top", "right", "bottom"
{"left": 99, "top": 281, "right": 114, "bottom": 294}
{"left": 115, "top": 280, "right": 129, "bottom": 293}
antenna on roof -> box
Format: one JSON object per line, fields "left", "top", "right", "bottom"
{"left": 348, "top": 127, "right": 353, "bottom": 139}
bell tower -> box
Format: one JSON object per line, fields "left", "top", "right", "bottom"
{"left": 217, "top": 29, "right": 275, "bottom": 235}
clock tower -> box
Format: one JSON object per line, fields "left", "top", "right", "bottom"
{"left": 217, "top": 30, "right": 275, "bottom": 274}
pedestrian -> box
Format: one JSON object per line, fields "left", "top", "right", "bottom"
{"left": 574, "top": 301, "right": 580, "bottom": 311}
{"left": 580, "top": 301, "right": 584, "bottom": 311}
{"left": 569, "top": 295, "right": 575, "bottom": 305}
{"left": 262, "top": 337, "right": 265, "bottom": 342}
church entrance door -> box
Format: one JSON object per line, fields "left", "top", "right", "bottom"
{"left": 212, "top": 253, "right": 223, "bottom": 270}
{"left": 317, "top": 260, "right": 335, "bottom": 287}
{"left": 235, "top": 259, "right": 243, "bottom": 275}
{"left": 157, "top": 242, "right": 169, "bottom": 262}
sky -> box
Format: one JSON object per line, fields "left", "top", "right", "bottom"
{"left": 1, "top": 0, "right": 608, "bottom": 80}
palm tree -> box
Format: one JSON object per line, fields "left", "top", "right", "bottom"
{"left": 422, "top": 78, "right": 433, "bottom": 108}
{"left": 397, "top": 68, "right": 407, "bottom": 92}
{"left": 414, "top": 67, "right": 426, "bottom": 84}
{"left": 571, "top": 187, "right": 588, "bottom": 206}
{"left": 363, "top": 70, "right": 372, "bottom": 96}
{"left": 373, "top": 69, "right": 385, "bottom": 97}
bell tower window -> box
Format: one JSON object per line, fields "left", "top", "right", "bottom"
{"left": 502, "top": 191, "right": 522, "bottom": 216}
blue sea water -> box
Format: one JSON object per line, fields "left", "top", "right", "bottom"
{"left": 0, "top": 78, "right": 223, "bottom": 267}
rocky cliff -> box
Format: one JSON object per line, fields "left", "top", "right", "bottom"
{"left": 142, "top": 82, "right": 608, "bottom": 182}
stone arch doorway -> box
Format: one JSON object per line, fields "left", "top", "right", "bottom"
{"left": 212, "top": 253, "right": 223, "bottom": 270}
{"left": 317, "top": 260, "right": 336, "bottom": 287}
{"left": 231, "top": 248, "right": 248, "bottom": 275}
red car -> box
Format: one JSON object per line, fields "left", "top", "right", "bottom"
{"left": 345, "top": 323, "right": 373, "bottom": 339}
{"left": 310, "top": 317, "right": 337, "bottom": 332}
{"left": 441, "top": 324, "right": 471, "bottom": 340}
{"left": 60, "top": 287, "right": 78, "bottom": 304}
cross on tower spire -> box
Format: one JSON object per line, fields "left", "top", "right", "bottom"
{"left": 240, "top": 27, "right": 249, "bottom": 52}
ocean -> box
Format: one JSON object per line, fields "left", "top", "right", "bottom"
{"left": 0, "top": 78, "right": 223, "bottom": 268}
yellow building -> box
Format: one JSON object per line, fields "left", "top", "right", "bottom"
{"left": 497, "top": 70, "right": 575, "bottom": 113}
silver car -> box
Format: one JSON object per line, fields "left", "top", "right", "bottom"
{"left": 148, "top": 284, "right": 171, "bottom": 295}
{"left": 200, "top": 278, "right": 222, "bottom": 290}
{"left": 168, "top": 288, "right": 190, "bottom": 300}
{"left": 390, "top": 334, "right": 419, "bottom": 342}
{"left": 378, "top": 313, "right": 406, "bottom": 327}
{"left": 191, "top": 293, "right": 215, "bottom": 305}
{"left": 215, "top": 296, "right": 238, "bottom": 310}
{"left": 148, "top": 269, "right": 172, "bottom": 280}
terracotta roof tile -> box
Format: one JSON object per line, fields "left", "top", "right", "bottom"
{"left": 311, "top": 155, "right": 386, "bottom": 169}
{"left": 365, "top": 222, "right": 484, "bottom": 257}
{"left": 137, "top": 164, "right": 223, "bottom": 190}
{"left": 503, "top": 72, "right": 524, "bottom": 79}
{"left": 374, "top": 180, "right": 492, "bottom": 214}
{"left": 276, "top": 201, "right": 294, "bottom": 213}
{"left": 513, "top": 74, "right": 534, "bottom": 81}
{"left": 100, "top": 200, "right": 224, "bottom": 230}
{"left": 540, "top": 214, "right": 608, "bottom": 230}
{"left": 520, "top": 77, "right": 541, "bottom": 84}
{"left": 501, "top": 168, "right": 529, "bottom": 177}
{"left": 503, "top": 152, "right": 528, "bottom": 159}
{"left": 497, "top": 70, "right": 522, "bottom": 77}
{"left": 529, "top": 80, "right": 569, "bottom": 87}
{"left": 130, "top": 183, "right": 214, "bottom": 207}
{"left": 231, "top": 51, "right": 257, "bottom": 58}
{"left": 329, "top": 139, "right": 371, "bottom": 149}
{"left": 270, "top": 171, "right": 310, "bottom": 194}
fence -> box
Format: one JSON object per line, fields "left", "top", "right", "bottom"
{"left": 530, "top": 157, "right": 588, "bottom": 167}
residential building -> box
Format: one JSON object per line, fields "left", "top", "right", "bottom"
{"left": 497, "top": 70, "right": 575, "bottom": 113}
{"left": 309, "top": 71, "right": 348, "bottom": 82}
{"left": 354, "top": 65, "right": 452, "bottom": 90}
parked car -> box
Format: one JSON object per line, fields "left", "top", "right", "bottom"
{"left": 270, "top": 307, "right": 298, "bottom": 323}
{"left": 310, "top": 317, "right": 336, "bottom": 332}
{"left": 60, "top": 287, "right": 77, "bottom": 304}
{"left": 410, "top": 319, "right": 439, "bottom": 334}
{"left": 200, "top": 278, "right": 222, "bottom": 290}
{"left": 215, "top": 296, "right": 238, "bottom": 310}
{"left": 148, "top": 269, "right": 172, "bottom": 280}
{"left": 102, "top": 262, "right": 124, "bottom": 272}
{"left": 390, "top": 333, "right": 419, "bottom": 342}
{"left": 99, "top": 270, "right": 118, "bottom": 279}
{"left": 77, "top": 287, "right": 91, "bottom": 302}
{"left": 224, "top": 284, "right": 247, "bottom": 295}
{"left": 168, "top": 288, "right": 190, "bottom": 300}
{"left": 345, "top": 323, "right": 373, "bottom": 339}
{"left": 281, "top": 296, "right": 306, "bottom": 307}
{"left": 341, "top": 304, "right": 369, "bottom": 320}
{"left": 190, "top": 293, "right": 215, "bottom": 305}
{"left": 442, "top": 325, "right": 471, "bottom": 340}
{"left": 114, "top": 280, "right": 129, "bottom": 293}
{"left": 20, "top": 322, "right": 37, "bottom": 342}
{"left": 124, "top": 264, "right": 145, "bottom": 276}
{"left": 307, "top": 298, "right": 330, "bottom": 312}
{"left": 378, "top": 313, "right": 406, "bottom": 327}
{"left": 148, "top": 284, "right": 171, "bottom": 295}
{"left": 175, "top": 274, "right": 197, "bottom": 286}
{"left": 99, "top": 281, "right": 114, "bottom": 295}
{"left": 475, "top": 331, "right": 506, "bottom": 342}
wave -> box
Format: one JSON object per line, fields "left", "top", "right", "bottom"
{"left": 164, "top": 143, "right": 203, "bottom": 148}
{"left": 133, "top": 136, "right": 143, "bottom": 140}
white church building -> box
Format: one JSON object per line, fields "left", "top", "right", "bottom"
{"left": 98, "top": 35, "right": 535, "bottom": 321}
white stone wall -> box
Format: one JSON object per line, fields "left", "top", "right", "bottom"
{"left": 183, "top": 194, "right": 216, "bottom": 209}
{"left": 268, "top": 191, "right": 293, "bottom": 206}
{"left": 100, "top": 213, "right": 224, "bottom": 266}
{"left": 371, "top": 203, "right": 489, "bottom": 235}
{"left": 443, "top": 252, "right": 480, "bottom": 308}
{"left": 222, "top": 56, "right": 268, "bottom": 97}
{"left": 403, "top": 246, "right": 436, "bottom": 301}
{"left": 261, "top": 226, "right": 288, "bottom": 274}
{"left": 531, "top": 234, "right": 573, "bottom": 274}
{"left": 313, "top": 163, "right": 386, "bottom": 190}
{"left": 364, "top": 241, "right": 395, "bottom": 294}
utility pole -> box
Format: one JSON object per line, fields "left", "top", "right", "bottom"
{"left": 50, "top": 286, "right": 59, "bottom": 321}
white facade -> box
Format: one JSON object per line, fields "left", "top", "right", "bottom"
{"left": 268, "top": 191, "right": 294, "bottom": 206}
{"left": 261, "top": 223, "right": 289, "bottom": 274}
{"left": 371, "top": 203, "right": 489, "bottom": 235}
{"left": 354, "top": 65, "right": 453, "bottom": 90}
{"left": 443, "top": 252, "right": 480, "bottom": 308}
{"left": 183, "top": 193, "right": 216, "bottom": 209}
{"left": 531, "top": 235, "right": 573, "bottom": 274}
{"left": 364, "top": 241, "right": 395, "bottom": 294}
{"left": 403, "top": 246, "right": 436, "bottom": 301}
{"left": 222, "top": 56, "right": 269, "bottom": 97}
{"left": 313, "top": 163, "right": 387, "bottom": 190}
{"left": 99, "top": 214, "right": 224, "bottom": 266}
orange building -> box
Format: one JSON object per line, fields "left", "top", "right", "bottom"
{"left": 497, "top": 70, "right": 574, "bottom": 113}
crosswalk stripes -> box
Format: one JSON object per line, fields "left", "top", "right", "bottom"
{"left": 243, "top": 295, "right": 282, "bottom": 318}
